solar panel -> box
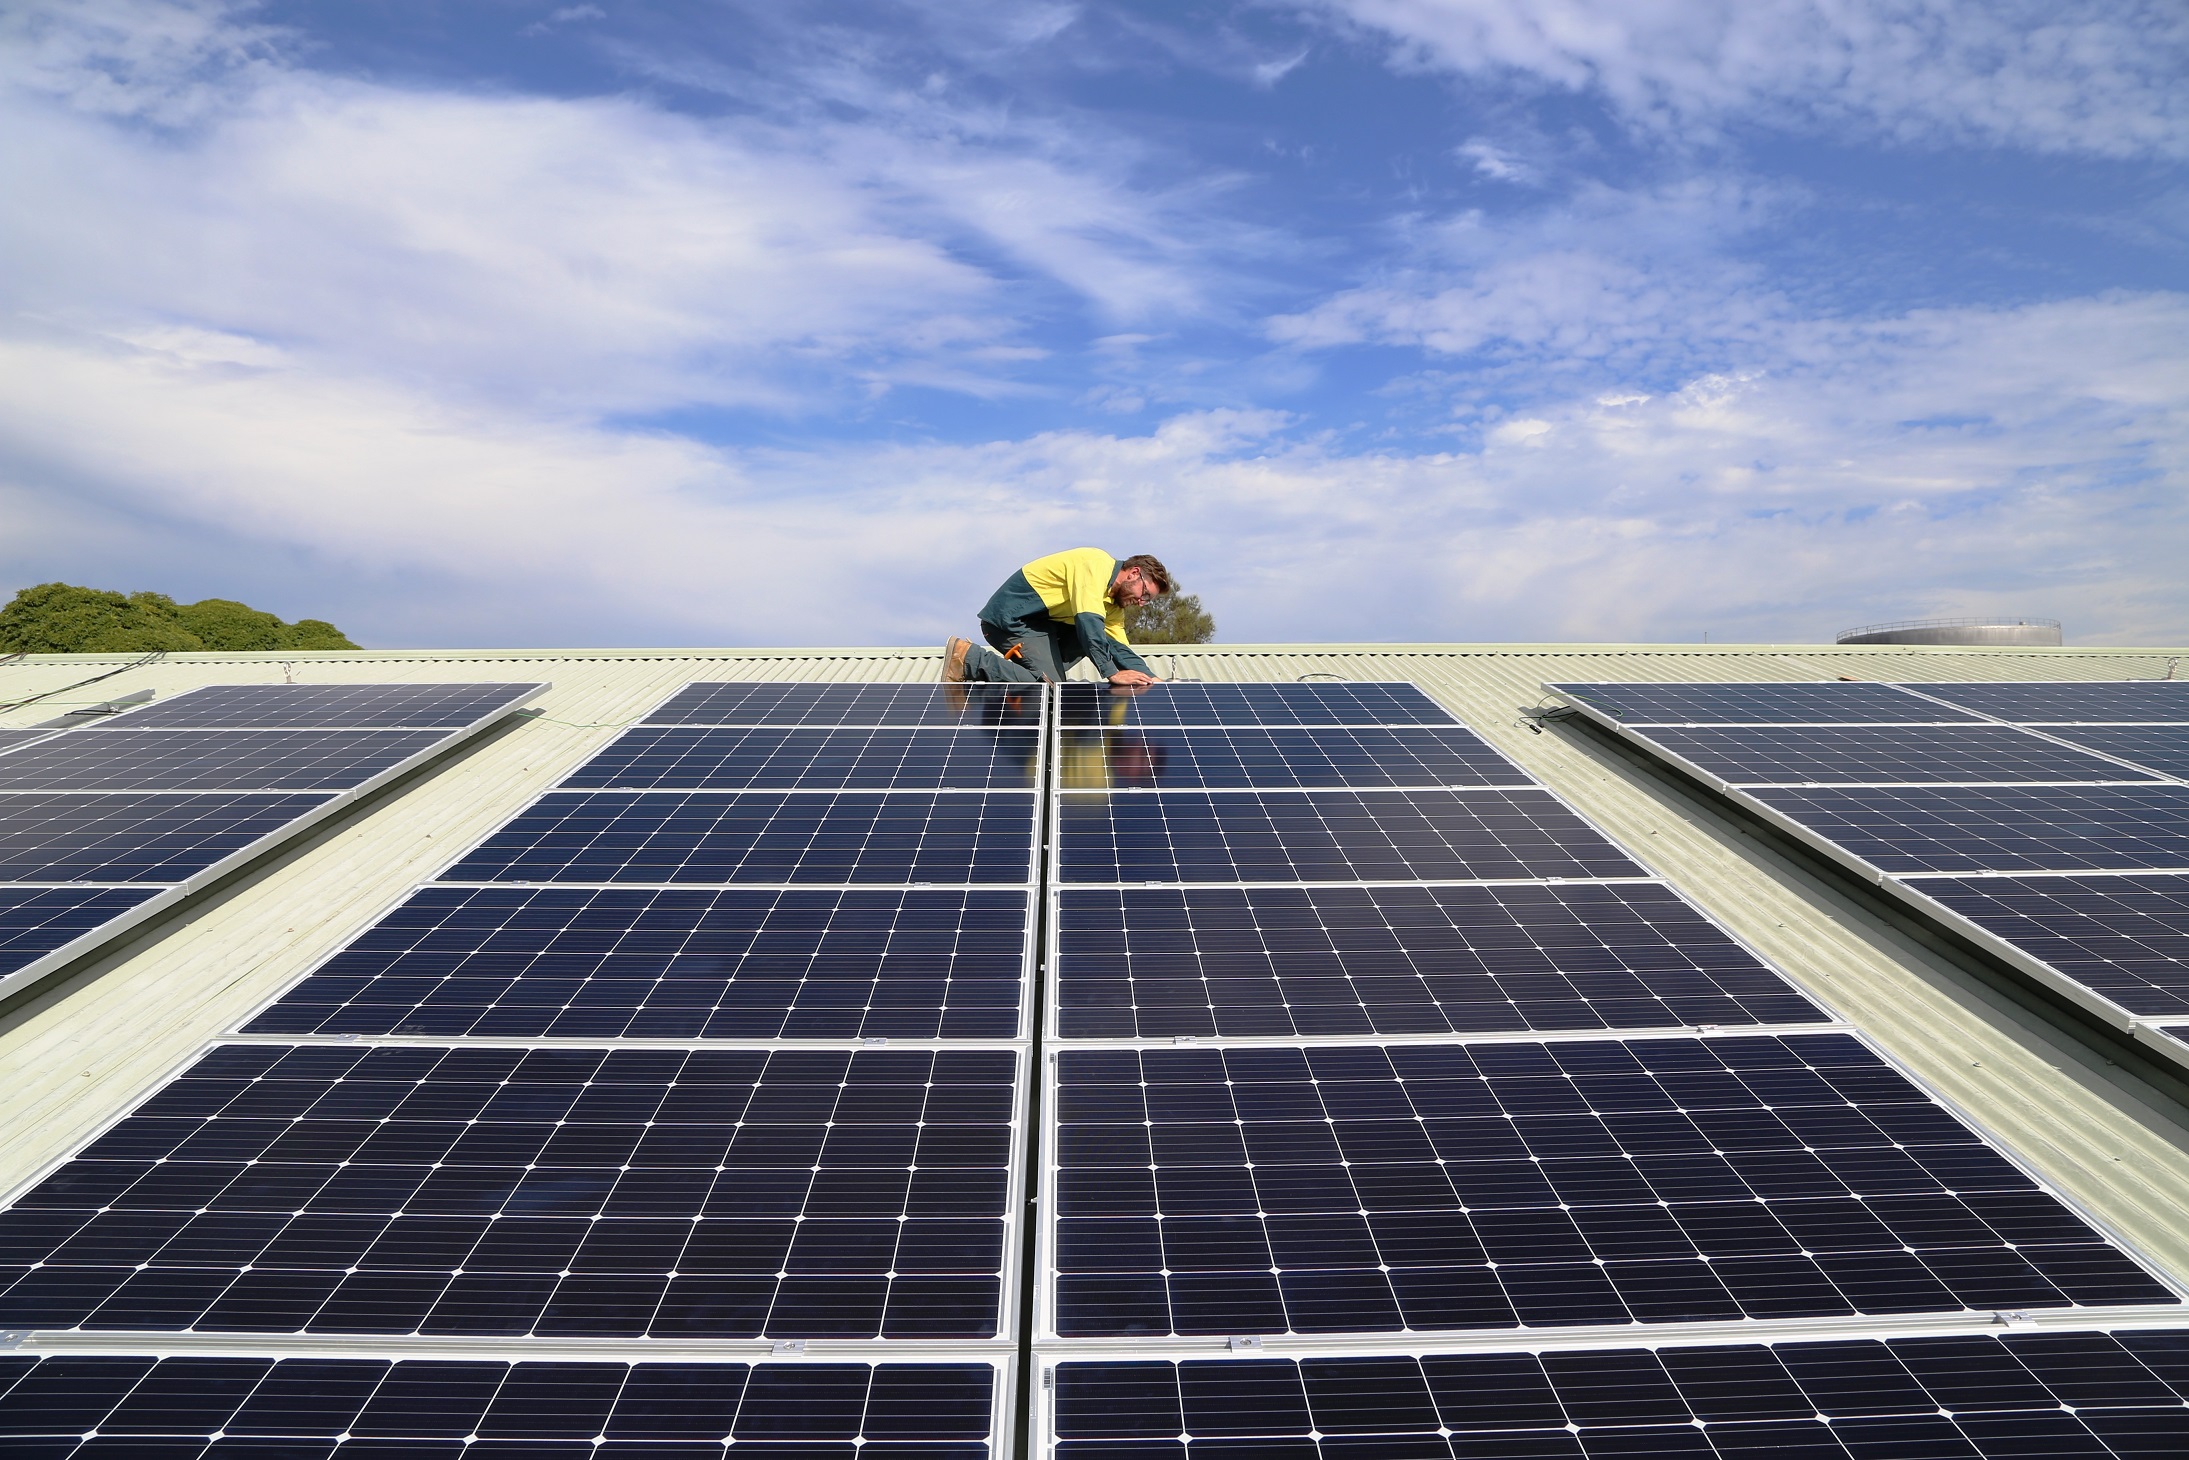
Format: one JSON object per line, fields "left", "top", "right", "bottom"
{"left": 1057, "top": 789, "right": 1646, "bottom": 884}
{"left": 1908, "top": 874, "right": 2189, "bottom": 1018}
{"left": 1750, "top": 784, "right": 2189, "bottom": 874}
{"left": 1053, "top": 883, "right": 1824, "bottom": 1039}
{"left": 443, "top": 791, "right": 1039, "bottom": 886}
{"left": 1635, "top": 723, "right": 2152, "bottom": 786}
{"left": 1050, "top": 1330, "right": 2189, "bottom": 1459}
{"left": 563, "top": 726, "right": 1043, "bottom": 791}
{"left": 0, "top": 885, "right": 163, "bottom": 978}
{"left": 0, "top": 729, "right": 56, "bottom": 755}
{"left": 1047, "top": 1033, "right": 2174, "bottom": 1337}
{"left": 645, "top": 682, "right": 1042, "bottom": 728}
{"left": 1054, "top": 725, "right": 1531, "bottom": 790}
{"left": 1547, "top": 681, "right": 1974, "bottom": 725}
{"left": 244, "top": 885, "right": 1030, "bottom": 1040}
{"left": 1057, "top": 683, "right": 1458, "bottom": 728}
{"left": 0, "top": 1355, "right": 996, "bottom": 1450}
{"left": 0, "top": 1043, "right": 1018, "bottom": 1340}
{"left": 86, "top": 682, "right": 548, "bottom": 730}
{"left": 2045, "top": 724, "right": 2189, "bottom": 780}
{"left": 0, "top": 728, "right": 450, "bottom": 792}
{"left": 0, "top": 792, "right": 335, "bottom": 882}
{"left": 1912, "top": 681, "right": 2189, "bottom": 724}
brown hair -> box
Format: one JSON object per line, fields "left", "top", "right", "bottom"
{"left": 1118, "top": 554, "right": 1174, "bottom": 595}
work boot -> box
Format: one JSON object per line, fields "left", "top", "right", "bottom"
{"left": 942, "top": 637, "right": 973, "bottom": 682}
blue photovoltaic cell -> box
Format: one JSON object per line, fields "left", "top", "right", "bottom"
{"left": 1911, "top": 873, "right": 2189, "bottom": 1018}
{"left": 1547, "top": 681, "right": 1974, "bottom": 725}
{"left": 645, "top": 682, "right": 1042, "bottom": 728}
{"left": 1913, "top": 681, "right": 2189, "bottom": 724}
{"left": 1053, "top": 883, "right": 1823, "bottom": 1039}
{"left": 564, "top": 727, "right": 1042, "bottom": 791}
{"left": 1049, "top": 1034, "right": 2174, "bottom": 1337}
{"left": 1054, "top": 725, "right": 1529, "bottom": 790}
{"left": 0, "top": 886, "right": 163, "bottom": 978}
{"left": 443, "top": 791, "right": 1037, "bottom": 886}
{"left": 1750, "top": 784, "right": 2189, "bottom": 874}
{"left": 0, "top": 1044, "right": 1017, "bottom": 1340}
{"left": 2047, "top": 724, "right": 2189, "bottom": 780}
{"left": 1058, "top": 683, "right": 1457, "bottom": 728}
{"left": 1636, "top": 723, "right": 2151, "bottom": 786}
{"left": 0, "top": 1355, "right": 994, "bottom": 1455}
{"left": 0, "top": 792, "right": 334, "bottom": 882}
{"left": 87, "top": 683, "right": 547, "bottom": 730}
{"left": 1052, "top": 1330, "right": 2189, "bottom": 1460}
{"left": 1057, "top": 789, "right": 1645, "bottom": 884}
{"left": 246, "top": 885, "right": 1028, "bottom": 1040}
{"left": 0, "top": 728, "right": 448, "bottom": 792}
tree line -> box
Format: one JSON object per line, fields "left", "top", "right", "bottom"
{"left": 0, "top": 583, "right": 358, "bottom": 654}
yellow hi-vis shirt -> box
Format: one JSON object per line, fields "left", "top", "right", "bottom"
{"left": 1019, "top": 547, "right": 1133, "bottom": 649}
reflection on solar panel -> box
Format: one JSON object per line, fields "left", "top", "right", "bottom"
{"left": 1547, "top": 681, "right": 1974, "bottom": 724}
{"left": 246, "top": 885, "right": 1029, "bottom": 1039}
{"left": 1048, "top": 1034, "right": 2172, "bottom": 1337}
{"left": 1638, "top": 723, "right": 2150, "bottom": 786}
{"left": 0, "top": 792, "right": 334, "bottom": 881}
{"left": 1751, "top": 784, "right": 2189, "bottom": 874}
{"left": 1058, "top": 789, "right": 1645, "bottom": 884}
{"left": 646, "top": 682, "right": 1041, "bottom": 728}
{"left": 1053, "top": 883, "right": 1822, "bottom": 1039}
{"left": 0, "top": 728, "right": 450, "bottom": 792}
{"left": 1058, "top": 683, "right": 1457, "bottom": 727}
{"left": 1052, "top": 1330, "right": 2189, "bottom": 1460}
{"left": 1913, "top": 874, "right": 2189, "bottom": 1017}
{"left": 2048, "top": 724, "right": 2189, "bottom": 780}
{"left": 446, "top": 791, "right": 1038, "bottom": 885}
{"left": 0, "top": 730, "right": 55, "bottom": 755}
{"left": 0, "top": 1044, "right": 1017, "bottom": 1340}
{"left": 0, "top": 886, "right": 162, "bottom": 977}
{"left": 1056, "top": 725, "right": 1530, "bottom": 790}
{"left": 0, "top": 1355, "right": 996, "bottom": 1452}
{"left": 564, "top": 726, "right": 1042, "bottom": 791}
{"left": 1914, "top": 681, "right": 2189, "bottom": 724}
{"left": 87, "top": 682, "right": 550, "bottom": 730}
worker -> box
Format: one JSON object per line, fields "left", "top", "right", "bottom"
{"left": 943, "top": 549, "right": 1172, "bottom": 686}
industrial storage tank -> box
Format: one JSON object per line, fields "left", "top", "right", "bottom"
{"left": 1835, "top": 615, "right": 2062, "bottom": 647}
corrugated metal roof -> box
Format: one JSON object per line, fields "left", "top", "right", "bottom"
{"left": 3, "top": 638, "right": 2188, "bottom": 1294}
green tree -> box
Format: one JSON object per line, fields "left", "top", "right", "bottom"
{"left": 0, "top": 583, "right": 359, "bottom": 653}
{"left": 1124, "top": 591, "right": 1215, "bottom": 644}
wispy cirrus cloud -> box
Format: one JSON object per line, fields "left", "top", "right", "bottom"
{"left": 1303, "top": 0, "right": 2189, "bottom": 158}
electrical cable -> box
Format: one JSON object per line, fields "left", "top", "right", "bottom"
{"left": 0, "top": 651, "right": 166, "bottom": 714}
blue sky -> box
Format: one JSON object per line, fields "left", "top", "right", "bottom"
{"left": 2, "top": 0, "right": 2183, "bottom": 648}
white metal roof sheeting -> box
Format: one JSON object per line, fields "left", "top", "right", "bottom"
{"left": 3, "top": 638, "right": 2188, "bottom": 1302}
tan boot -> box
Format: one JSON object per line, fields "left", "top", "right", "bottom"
{"left": 942, "top": 636, "right": 973, "bottom": 682}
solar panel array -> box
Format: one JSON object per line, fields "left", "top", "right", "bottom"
{"left": 1034, "top": 680, "right": 2184, "bottom": 1459}
{"left": 5, "top": 676, "right": 2183, "bottom": 1458}
{"left": 0, "top": 683, "right": 544, "bottom": 1001}
{"left": 1546, "top": 679, "right": 2189, "bottom": 1068}
{"left": 0, "top": 682, "right": 1030, "bottom": 1454}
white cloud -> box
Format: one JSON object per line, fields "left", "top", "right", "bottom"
{"left": 1268, "top": 177, "right": 1786, "bottom": 389}
{"left": 3, "top": 293, "right": 2181, "bottom": 646}
{"left": 1455, "top": 137, "right": 1536, "bottom": 183}
{"left": 1307, "top": 0, "right": 2189, "bottom": 157}
{"left": 0, "top": 0, "right": 1233, "bottom": 424}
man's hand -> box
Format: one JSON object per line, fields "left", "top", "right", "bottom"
{"left": 1107, "top": 669, "right": 1158, "bottom": 690}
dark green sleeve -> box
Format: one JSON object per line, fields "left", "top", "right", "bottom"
{"left": 1074, "top": 612, "right": 1149, "bottom": 677}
